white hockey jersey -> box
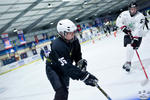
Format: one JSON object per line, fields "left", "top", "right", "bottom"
{"left": 116, "top": 10, "right": 145, "bottom": 37}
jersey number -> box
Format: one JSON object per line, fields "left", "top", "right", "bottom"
{"left": 140, "top": 19, "right": 145, "bottom": 24}
{"left": 58, "top": 57, "right": 67, "bottom": 66}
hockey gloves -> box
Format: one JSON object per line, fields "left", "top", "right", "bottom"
{"left": 131, "top": 37, "right": 139, "bottom": 49}
{"left": 121, "top": 26, "right": 131, "bottom": 35}
{"left": 82, "top": 72, "right": 98, "bottom": 87}
{"left": 77, "top": 59, "right": 87, "bottom": 72}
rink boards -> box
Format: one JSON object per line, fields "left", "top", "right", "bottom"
{"left": 0, "top": 55, "right": 41, "bottom": 75}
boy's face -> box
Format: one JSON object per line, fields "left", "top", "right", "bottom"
{"left": 64, "top": 32, "right": 75, "bottom": 40}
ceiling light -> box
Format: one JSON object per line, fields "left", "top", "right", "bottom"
{"left": 83, "top": 1, "right": 87, "bottom": 5}
{"left": 13, "top": 28, "right": 17, "bottom": 32}
{"left": 75, "top": 18, "right": 78, "bottom": 20}
{"left": 48, "top": 3, "right": 52, "bottom": 8}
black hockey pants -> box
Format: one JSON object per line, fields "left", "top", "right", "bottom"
{"left": 46, "top": 64, "right": 69, "bottom": 100}
{"left": 124, "top": 35, "right": 142, "bottom": 48}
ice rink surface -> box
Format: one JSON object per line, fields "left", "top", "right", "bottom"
{"left": 0, "top": 30, "right": 150, "bottom": 100}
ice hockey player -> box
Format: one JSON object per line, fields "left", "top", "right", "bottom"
{"left": 116, "top": 2, "right": 145, "bottom": 72}
{"left": 45, "top": 19, "right": 98, "bottom": 100}
{"left": 40, "top": 46, "right": 50, "bottom": 61}
{"left": 40, "top": 48, "right": 45, "bottom": 61}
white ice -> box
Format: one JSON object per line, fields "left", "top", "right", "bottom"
{"left": 0, "top": 30, "right": 150, "bottom": 100}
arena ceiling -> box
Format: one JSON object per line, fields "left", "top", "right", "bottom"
{"left": 0, "top": 0, "right": 149, "bottom": 36}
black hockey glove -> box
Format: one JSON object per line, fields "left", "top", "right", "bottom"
{"left": 77, "top": 59, "right": 87, "bottom": 72}
{"left": 121, "top": 26, "right": 131, "bottom": 35}
{"left": 82, "top": 72, "right": 98, "bottom": 87}
{"left": 131, "top": 37, "right": 139, "bottom": 49}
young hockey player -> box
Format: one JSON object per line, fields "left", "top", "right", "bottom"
{"left": 116, "top": 2, "right": 145, "bottom": 72}
{"left": 45, "top": 19, "right": 98, "bottom": 100}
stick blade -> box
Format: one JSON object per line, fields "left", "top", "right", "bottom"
{"left": 141, "top": 79, "right": 149, "bottom": 86}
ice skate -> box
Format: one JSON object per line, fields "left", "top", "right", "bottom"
{"left": 122, "top": 62, "right": 131, "bottom": 72}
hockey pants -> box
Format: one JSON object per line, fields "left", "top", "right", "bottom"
{"left": 46, "top": 65, "right": 69, "bottom": 100}
{"left": 124, "top": 35, "right": 142, "bottom": 62}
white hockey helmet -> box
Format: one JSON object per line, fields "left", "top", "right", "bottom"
{"left": 57, "top": 19, "right": 77, "bottom": 36}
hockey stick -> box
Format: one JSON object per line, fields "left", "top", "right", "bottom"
{"left": 95, "top": 83, "right": 112, "bottom": 100}
{"left": 135, "top": 50, "right": 149, "bottom": 86}
{"left": 135, "top": 50, "right": 149, "bottom": 80}
{"left": 128, "top": 32, "right": 149, "bottom": 80}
